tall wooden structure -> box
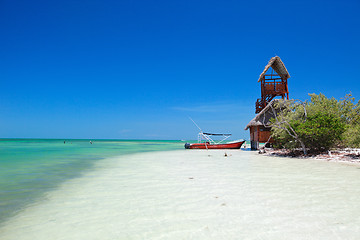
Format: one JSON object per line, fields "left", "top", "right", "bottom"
{"left": 255, "top": 56, "right": 290, "bottom": 113}
{"left": 245, "top": 56, "right": 290, "bottom": 150}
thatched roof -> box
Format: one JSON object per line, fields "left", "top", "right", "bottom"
{"left": 244, "top": 99, "right": 279, "bottom": 130}
{"left": 258, "top": 56, "right": 290, "bottom": 82}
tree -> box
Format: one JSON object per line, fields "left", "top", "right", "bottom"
{"left": 268, "top": 94, "right": 348, "bottom": 154}
{"left": 265, "top": 99, "right": 309, "bottom": 155}
{"left": 339, "top": 94, "right": 360, "bottom": 148}
{"left": 291, "top": 112, "right": 345, "bottom": 151}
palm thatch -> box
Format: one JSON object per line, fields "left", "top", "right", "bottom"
{"left": 258, "top": 56, "right": 290, "bottom": 82}
{"left": 245, "top": 99, "right": 279, "bottom": 130}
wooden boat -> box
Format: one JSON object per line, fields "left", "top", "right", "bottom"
{"left": 185, "top": 139, "right": 245, "bottom": 149}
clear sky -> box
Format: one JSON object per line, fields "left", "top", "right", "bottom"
{"left": 1, "top": 0, "right": 360, "bottom": 140}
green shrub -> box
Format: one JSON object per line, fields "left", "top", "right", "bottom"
{"left": 270, "top": 93, "right": 358, "bottom": 152}
{"left": 293, "top": 112, "right": 345, "bottom": 151}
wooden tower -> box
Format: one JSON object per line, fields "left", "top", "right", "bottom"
{"left": 255, "top": 56, "right": 290, "bottom": 113}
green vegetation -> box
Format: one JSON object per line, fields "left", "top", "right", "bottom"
{"left": 270, "top": 93, "right": 360, "bottom": 154}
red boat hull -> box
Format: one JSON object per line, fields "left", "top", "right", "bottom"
{"left": 185, "top": 141, "right": 245, "bottom": 149}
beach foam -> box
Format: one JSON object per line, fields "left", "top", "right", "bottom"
{"left": 1, "top": 150, "right": 360, "bottom": 239}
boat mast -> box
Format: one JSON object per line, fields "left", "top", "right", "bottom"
{"left": 189, "top": 117, "right": 210, "bottom": 145}
{"left": 189, "top": 117, "right": 202, "bottom": 132}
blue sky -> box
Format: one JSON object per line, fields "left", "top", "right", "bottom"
{"left": 1, "top": 0, "right": 360, "bottom": 140}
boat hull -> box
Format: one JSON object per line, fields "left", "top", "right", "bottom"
{"left": 185, "top": 141, "right": 245, "bottom": 149}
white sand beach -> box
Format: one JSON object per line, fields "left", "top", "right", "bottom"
{"left": 263, "top": 148, "right": 360, "bottom": 165}
{"left": 1, "top": 150, "right": 360, "bottom": 240}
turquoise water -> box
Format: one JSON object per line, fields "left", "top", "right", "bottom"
{"left": 0, "top": 139, "right": 184, "bottom": 224}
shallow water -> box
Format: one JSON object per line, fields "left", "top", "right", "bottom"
{"left": 0, "top": 139, "right": 183, "bottom": 224}
{"left": 1, "top": 149, "right": 359, "bottom": 239}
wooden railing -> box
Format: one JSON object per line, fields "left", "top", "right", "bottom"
{"left": 262, "top": 81, "right": 286, "bottom": 95}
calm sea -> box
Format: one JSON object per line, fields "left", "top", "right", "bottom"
{"left": 0, "top": 139, "right": 184, "bottom": 224}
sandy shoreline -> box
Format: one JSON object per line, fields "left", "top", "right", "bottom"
{"left": 262, "top": 148, "right": 360, "bottom": 165}
{"left": 1, "top": 149, "right": 360, "bottom": 239}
